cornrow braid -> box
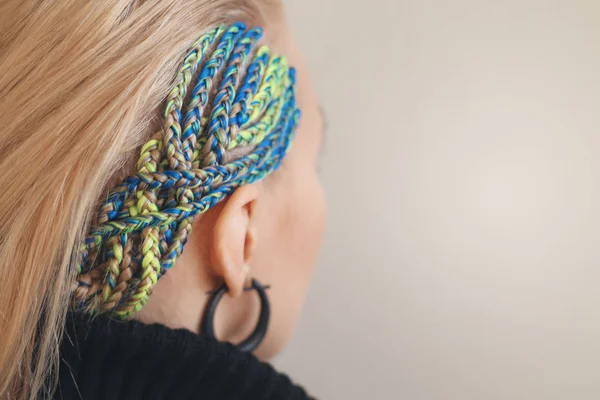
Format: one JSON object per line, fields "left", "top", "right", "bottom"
{"left": 72, "top": 22, "right": 300, "bottom": 319}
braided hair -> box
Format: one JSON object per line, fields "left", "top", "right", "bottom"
{"left": 72, "top": 22, "right": 299, "bottom": 319}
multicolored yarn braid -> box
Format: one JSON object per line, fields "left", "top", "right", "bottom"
{"left": 72, "top": 23, "right": 300, "bottom": 319}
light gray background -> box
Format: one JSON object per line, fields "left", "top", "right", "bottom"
{"left": 275, "top": 1, "right": 600, "bottom": 399}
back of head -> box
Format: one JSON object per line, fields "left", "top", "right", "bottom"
{"left": 0, "top": 0, "right": 281, "bottom": 398}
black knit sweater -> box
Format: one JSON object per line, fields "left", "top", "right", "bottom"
{"left": 55, "top": 313, "right": 312, "bottom": 400}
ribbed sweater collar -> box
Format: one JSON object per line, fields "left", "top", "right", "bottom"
{"left": 56, "top": 313, "right": 312, "bottom": 400}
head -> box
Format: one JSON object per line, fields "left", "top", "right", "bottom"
{"left": 0, "top": 1, "right": 325, "bottom": 399}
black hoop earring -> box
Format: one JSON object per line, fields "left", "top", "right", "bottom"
{"left": 201, "top": 278, "right": 270, "bottom": 353}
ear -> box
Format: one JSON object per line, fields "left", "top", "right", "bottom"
{"left": 209, "top": 184, "right": 259, "bottom": 298}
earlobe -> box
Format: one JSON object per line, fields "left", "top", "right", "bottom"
{"left": 209, "top": 184, "right": 260, "bottom": 298}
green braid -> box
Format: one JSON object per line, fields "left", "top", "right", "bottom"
{"left": 72, "top": 22, "right": 300, "bottom": 319}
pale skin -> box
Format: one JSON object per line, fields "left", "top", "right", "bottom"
{"left": 135, "top": 20, "right": 326, "bottom": 360}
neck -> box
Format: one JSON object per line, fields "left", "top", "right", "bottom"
{"left": 134, "top": 255, "right": 266, "bottom": 358}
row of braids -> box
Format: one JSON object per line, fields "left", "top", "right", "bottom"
{"left": 72, "top": 22, "right": 300, "bottom": 319}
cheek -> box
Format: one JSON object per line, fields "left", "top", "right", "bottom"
{"left": 283, "top": 168, "right": 326, "bottom": 264}
{"left": 251, "top": 170, "right": 326, "bottom": 358}
{"left": 253, "top": 165, "right": 326, "bottom": 278}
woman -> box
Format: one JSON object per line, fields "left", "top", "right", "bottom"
{"left": 0, "top": 0, "right": 326, "bottom": 399}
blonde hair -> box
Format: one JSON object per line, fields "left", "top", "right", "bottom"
{"left": 0, "top": 0, "right": 281, "bottom": 398}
